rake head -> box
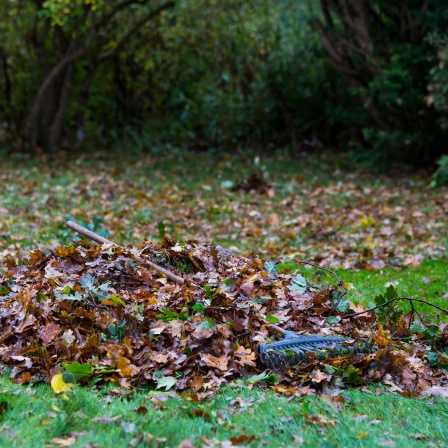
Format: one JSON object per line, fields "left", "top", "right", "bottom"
{"left": 259, "top": 330, "right": 370, "bottom": 369}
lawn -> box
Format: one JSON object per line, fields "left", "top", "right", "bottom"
{"left": 0, "top": 149, "right": 447, "bottom": 447}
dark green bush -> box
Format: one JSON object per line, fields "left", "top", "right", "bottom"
{"left": 315, "top": 0, "right": 448, "bottom": 165}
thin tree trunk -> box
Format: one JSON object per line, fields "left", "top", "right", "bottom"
{"left": 0, "top": 49, "right": 12, "bottom": 131}
{"left": 48, "top": 63, "right": 74, "bottom": 147}
{"left": 23, "top": 13, "right": 95, "bottom": 150}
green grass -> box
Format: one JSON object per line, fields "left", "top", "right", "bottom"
{"left": 0, "top": 376, "right": 447, "bottom": 448}
{"left": 0, "top": 150, "right": 447, "bottom": 447}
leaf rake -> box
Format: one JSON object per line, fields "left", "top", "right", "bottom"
{"left": 259, "top": 325, "right": 370, "bottom": 369}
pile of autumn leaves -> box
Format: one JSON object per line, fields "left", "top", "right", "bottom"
{"left": 0, "top": 240, "right": 446, "bottom": 398}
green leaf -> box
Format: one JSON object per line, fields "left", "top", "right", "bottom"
{"left": 427, "top": 352, "right": 439, "bottom": 366}
{"left": 156, "top": 376, "right": 177, "bottom": 391}
{"left": 62, "top": 361, "right": 93, "bottom": 383}
{"left": 204, "top": 284, "right": 219, "bottom": 299}
{"left": 339, "top": 365, "right": 364, "bottom": 384}
{"left": 251, "top": 296, "right": 271, "bottom": 305}
{"left": 80, "top": 274, "right": 96, "bottom": 291}
{"left": 410, "top": 320, "right": 425, "bottom": 334}
{"left": 60, "top": 285, "right": 73, "bottom": 294}
{"left": 156, "top": 306, "right": 179, "bottom": 322}
{"left": 335, "top": 299, "right": 350, "bottom": 313}
{"left": 247, "top": 370, "right": 278, "bottom": 384}
{"left": 289, "top": 274, "right": 307, "bottom": 293}
{"left": 94, "top": 281, "right": 111, "bottom": 301}
{"left": 423, "top": 326, "right": 441, "bottom": 339}
{"left": 192, "top": 303, "right": 206, "bottom": 312}
{"left": 323, "top": 364, "right": 336, "bottom": 374}
{"left": 0, "top": 286, "right": 8, "bottom": 295}
{"left": 266, "top": 315, "right": 280, "bottom": 324}
{"left": 264, "top": 261, "right": 278, "bottom": 277}
{"left": 384, "top": 285, "right": 398, "bottom": 300}
{"left": 373, "top": 293, "right": 386, "bottom": 306}
{"left": 326, "top": 316, "right": 339, "bottom": 324}
{"left": 195, "top": 318, "right": 217, "bottom": 332}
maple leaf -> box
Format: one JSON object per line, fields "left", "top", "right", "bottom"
{"left": 116, "top": 357, "right": 140, "bottom": 378}
{"left": 234, "top": 345, "right": 257, "bottom": 368}
{"left": 200, "top": 353, "right": 229, "bottom": 372}
{"left": 37, "top": 322, "right": 60, "bottom": 344}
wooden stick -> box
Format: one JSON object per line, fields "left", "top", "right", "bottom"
{"left": 66, "top": 221, "right": 115, "bottom": 245}
{"left": 66, "top": 220, "right": 184, "bottom": 285}
{"left": 270, "top": 324, "right": 288, "bottom": 335}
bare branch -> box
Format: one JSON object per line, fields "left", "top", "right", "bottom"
{"left": 342, "top": 297, "right": 448, "bottom": 319}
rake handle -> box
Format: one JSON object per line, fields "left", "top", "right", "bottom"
{"left": 66, "top": 220, "right": 184, "bottom": 285}
{"left": 66, "top": 221, "right": 115, "bottom": 246}
{"left": 269, "top": 324, "right": 288, "bottom": 335}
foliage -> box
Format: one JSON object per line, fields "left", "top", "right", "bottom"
{"left": 432, "top": 155, "right": 448, "bottom": 186}
{"left": 1, "top": 0, "right": 448, "bottom": 162}
{"left": 427, "top": 32, "right": 448, "bottom": 130}
{"left": 0, "top": 0, "right": 174, "bottom": 150}
{"left": 315, "top": 0, "right": 448, "bottom": 165}
{"left": 108, "top": 0, "right": 337, "bottom": 150}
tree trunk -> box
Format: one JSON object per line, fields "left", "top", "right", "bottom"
{"left": 48, "top": 63, "right": 74, "bottom": 148}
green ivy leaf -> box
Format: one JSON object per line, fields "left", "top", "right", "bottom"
{"left": 335, "top": 299, "right": 350, "bottom": 313}
{"left": 80, "top": 274, "right": 96, "bottom": 291}
{"left": 289, "top": 274, "right": 307, "bottom": 293}
{"left": 384, "top": 285, "right": 398, "bottom": 300}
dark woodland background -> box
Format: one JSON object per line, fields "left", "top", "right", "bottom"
{"left": 1, "top": 0, "right": 448, "bottom": 174}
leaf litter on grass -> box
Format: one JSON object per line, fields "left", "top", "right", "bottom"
{"left": 0, "top": 237, "right": 447, "bottom": 398}
{"left": 0, "top": 152, "right": 447, "bottom": 272}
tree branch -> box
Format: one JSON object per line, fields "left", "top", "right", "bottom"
{"left": 342, "top": 297, "right": 448, "bottom": 319}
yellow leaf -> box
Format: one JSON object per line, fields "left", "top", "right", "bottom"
{"left": 360, "top": 216, "right": 375, "bottom": 227}
{"left": 51, "top": 374, "right": 71, "bottom": 394}
{"left": 342, "top": 281, "right": 356, "bottom": 291}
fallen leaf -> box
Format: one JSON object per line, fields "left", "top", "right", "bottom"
{"left": 53, "top": 437, "right": 76, "bottom": 446}
{"left": 51, "top": 374, "right": 71, "bottom": 394}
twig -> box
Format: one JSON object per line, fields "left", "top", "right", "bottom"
{"left": 342, "top": 297, "right": 448, "bottom": 319}
{"left": 298, "top": 261, "right": 342, "bottom": 284}
{"left": 296, "top": 260, "right": 345, "bottom": 315}
{"left": 328, "top": 291, "right": 347, "bottom": 317}
{"left": 66, "top": 221, "right": 185, "bottom": 285}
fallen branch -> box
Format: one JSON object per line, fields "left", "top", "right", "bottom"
{"left": 342, "top": 297, "right": 448, "bottom": 319}
{"left": 66, "top": 220, "right": 184, "bottom": 285}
